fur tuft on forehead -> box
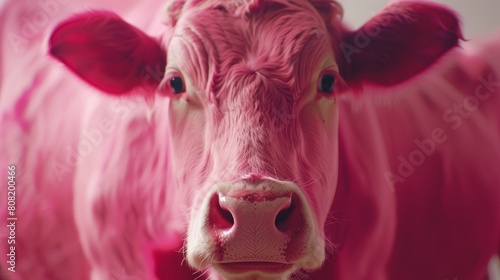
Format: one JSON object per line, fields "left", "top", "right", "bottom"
{"left": 170, "top": 0, "right": 333, "bottom": 103}
{"left": 164, "top": 0, "right": 343, "bottom": 27}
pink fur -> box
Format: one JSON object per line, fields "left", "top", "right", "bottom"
{"left": 0, "top": 0, "right": 499, "bottom": 280}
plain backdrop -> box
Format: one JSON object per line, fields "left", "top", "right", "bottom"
{"left": 339, "top": 0, "right": 500, "bottom": 39}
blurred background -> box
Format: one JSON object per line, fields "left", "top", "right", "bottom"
{"left": 338, "top": 0, "right": 499, "bottom": 39}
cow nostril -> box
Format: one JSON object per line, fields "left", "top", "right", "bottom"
{"left": 219, "top": 203, "right": 234, "bottom": 225}
{"left": 275, "top": 196, "right": 298, "bottom": 233}
{"left": 275, "top": 204, "right": 294, "bottom": 230}
{"left": 209, "top": 194, "right": 234, "bottom": 230}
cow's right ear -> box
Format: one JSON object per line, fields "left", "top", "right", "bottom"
{"left": 49, "top": 11, "right": 166, "bottom": 95}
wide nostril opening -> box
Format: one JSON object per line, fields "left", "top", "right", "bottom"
{"left": 218, "top": 203, "right": 234, "bottom": 225}
{"left": 209, "top": 194, "right": 234, "bottom": 231}
{"left": 275, "top": 194, "right": 300, "bottom": 233}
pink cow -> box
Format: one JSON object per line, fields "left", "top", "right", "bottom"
{"left": 0, "top": 0, "right": 499, "bottom": 280}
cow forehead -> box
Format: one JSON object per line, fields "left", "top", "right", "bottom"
{"left": 167, "top": 0, "right": 330, "bottom": 24}
{"left": 166, "top": 0, "right": 335, "bottom": 100}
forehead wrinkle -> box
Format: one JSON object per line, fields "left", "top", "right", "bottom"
{"left": 180, "top": 9, "right": 248, "bottom": 102}
{"left": 295, "top": 32, "right": 333, "bottom": 95}
{"left": 245, "top": 6, "right": 328, "bottom": 72}
{"left": 248, "top": 14, "right": 321, "bottom": 60}
{"left": 170, "top": 28, "right": 209, "bottom": 95}
{"left": 172, "top": 0, "right": 333, "bottom": 106}
{"left": 231, "top": 15, "right": 330, "bottom": 103}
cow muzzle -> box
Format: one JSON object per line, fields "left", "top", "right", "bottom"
{"left": 186, "top": 177, "right": 325, "bottom": 279}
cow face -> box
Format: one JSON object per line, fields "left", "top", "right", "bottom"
{"left": 49, "top": 0, "right": 461, "bottom": 279}
{"left": 162, "top": 2, "right": 342, "bottom": 278}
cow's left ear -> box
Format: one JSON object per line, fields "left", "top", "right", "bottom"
{"left": 49, "top": 11, "right": 166, "bottom": 95}
{"left": 334, "top": 1, "right": 463, "bottom": 89}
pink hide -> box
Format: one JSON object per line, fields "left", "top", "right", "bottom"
{"left": 1, "top": 0, "right": 499, "bottom": 280}
{"left": 332, "top": 36, "right": 500, "bottom": 280}
{"left": 0, "top": 0, "right": 174, "bottom": 279}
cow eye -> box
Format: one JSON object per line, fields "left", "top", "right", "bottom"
{"left": 169, "top": 76, "right": 185, "bottom": 94}
{"left": 319, "top": 74, "right": 335, "bottom": 94}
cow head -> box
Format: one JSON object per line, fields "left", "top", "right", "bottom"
{"left": 49, "top": 0, "right": 461, "bottom": 279}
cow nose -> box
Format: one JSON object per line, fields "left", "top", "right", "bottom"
{"left": 208, "top": 192, "right": 301, "bottom": 236}
{"left": 187, "top": 181, "right": 324, "bottom": 270}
